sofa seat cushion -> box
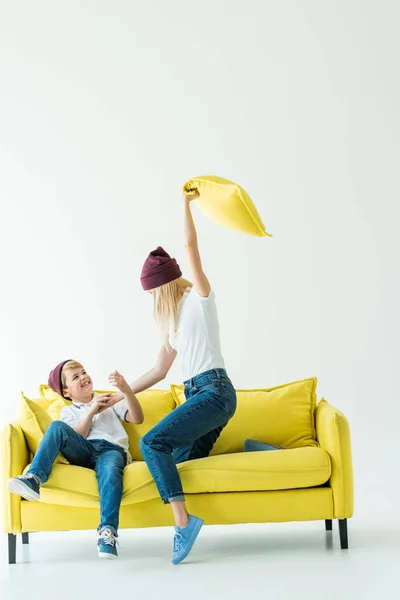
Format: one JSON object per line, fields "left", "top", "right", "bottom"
{"left": 28, "top": 447, "right": 331, "bottom": 508}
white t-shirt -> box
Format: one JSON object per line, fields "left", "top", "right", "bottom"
{"left": 60, "top": 395, "right": 132, "bottom": 462}
{"left": 169, "top": 287, "right": 225, "bottom": 382}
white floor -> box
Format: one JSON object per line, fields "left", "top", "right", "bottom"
{"left": 1, "top": 518, "right": 398, "bottom": 600}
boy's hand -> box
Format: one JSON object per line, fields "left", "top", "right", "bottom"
{"left": 108, "top": 370, "right": 130, "bottom": 395}
{"left": 89, "top": 394, "right": 112, "bottom": 416}
{"left": 104, "top": 394, "right": 123, "bottom": 408}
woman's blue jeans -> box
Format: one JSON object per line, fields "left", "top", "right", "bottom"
{"left": 140, "top": 368, "right": 237, "bottom": 503}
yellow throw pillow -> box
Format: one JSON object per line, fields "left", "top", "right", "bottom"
{"left": 47, "top": 398, "right": 69, "bottom": 421}
{"left": 122, "top": 389, "right": 176, "bottom": 460}
{"left": 39, "top": 384, "right": 116, "bottom": 404}
{"left": 182, "top": 175, "right": 271, "bottom": 237}
{"left": 19, "top": 393, "right": 69, "bottom": 464}
{"left": 170, "top": 377, "right": 318, "bottom": 454}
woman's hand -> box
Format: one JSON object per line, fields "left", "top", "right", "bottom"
{"left": 183, "top": 191, "right": 199, "bottom": 202}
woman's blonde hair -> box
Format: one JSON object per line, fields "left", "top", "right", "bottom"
{"left": 153, "top": 277, "right": 192, "bottom": 348}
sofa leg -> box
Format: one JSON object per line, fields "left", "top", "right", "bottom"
{"left": 325, "top": 519, "right": 333, "bottom": 531}
{"left": 22, "top": 532, "right": 29, "bottom": 544}
{"left": 338, "top": 519, "right": 348, "bottom": 549}
{"left": 8, "top": 534, "right": 16, "bottom": 564}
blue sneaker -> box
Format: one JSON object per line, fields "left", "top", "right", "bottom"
{"left": 97, "top": 529, "right": 118, "bottom": 559}
{"left": 8, "top": 474, "right": 40, "bottom": 501}
{"left": 172, "top": 515, "right": 204, "bottom": 565}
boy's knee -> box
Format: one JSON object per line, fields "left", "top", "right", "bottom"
{"left": 47, "top": 420, "right": 69, "bottom": 435}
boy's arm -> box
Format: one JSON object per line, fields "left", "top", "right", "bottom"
{"left": 108, "top": 371, "right": 144, "bottom": 424}
{"left": 73, "top": 413, "right": 95, "bottom": 439}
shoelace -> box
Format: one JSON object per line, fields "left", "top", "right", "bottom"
{"left": 173, "top": 533, "right": 182, "bottom": 552}
{"left": 25, "top": 474, "right": 39, "bottom": 485}
{"left": 100, "top": 530, "right": 118, "bottom": 547}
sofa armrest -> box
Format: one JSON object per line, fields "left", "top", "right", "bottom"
{"left": 315, "top": 399, "right": 354, "bottom": 519}
{"left": 1, "top": 423, "right": 30, "bottom": 533}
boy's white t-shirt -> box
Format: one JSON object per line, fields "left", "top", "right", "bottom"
{"left": 60, "top": 396, "right": 132, "bottom": 462}
{"left": 169, "top": 287, "right": 225, "bottom": 382}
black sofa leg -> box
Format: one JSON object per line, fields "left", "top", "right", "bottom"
{"left": 8, "top": 534, "right": 16, "bottom": 564}
{"left": 339, "top": 519, "right": 348, "bottom": 549}
{"left": 325, "top": 519, "right": 333, "bottom": 531}
{"left": 22, "top": 532, "right": 29, "bottom": 544}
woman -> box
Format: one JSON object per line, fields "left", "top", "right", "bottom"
{"left": 111, "top": 191, "right": 237, "bottom": 564}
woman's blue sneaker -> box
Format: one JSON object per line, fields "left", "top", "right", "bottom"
{"left": 7, "top": 474, "right": 40, "bottom": 501}
{"left": 172, "top": 515, "right": 204, "bottom": 565}
{"left": 97, "top": 529, "right": 118, "bottom": 559}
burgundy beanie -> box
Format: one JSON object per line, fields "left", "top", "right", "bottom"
{"left": 48, "top": 360, "right": 72, "bottom": 398}
{"left": 140, "top": 246, "right": 182, "bottom": 291}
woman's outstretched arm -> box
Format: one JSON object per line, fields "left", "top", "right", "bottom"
{"left": 182, "top": 192, "right": 211, "bottom": 298}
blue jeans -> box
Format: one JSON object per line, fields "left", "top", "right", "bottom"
{"left": 27, "top": 421, "right": 127, "bottom": 535}
{"left": 140, "top": 368, "right": 237, "bottom": 504}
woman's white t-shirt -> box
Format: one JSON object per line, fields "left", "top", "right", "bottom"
{"left": 169, "top": 287, "right": 225, "bottom": 382}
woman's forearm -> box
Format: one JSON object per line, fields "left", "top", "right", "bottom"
{"left": 128, "top": 368, "right": 165, "bottom": 395}
{"left": 183, "top": 197, "right": 198, "bottom": 248}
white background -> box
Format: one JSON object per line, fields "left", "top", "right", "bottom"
{"left": 1, "top": 0, "right": 399, "bottom": 529}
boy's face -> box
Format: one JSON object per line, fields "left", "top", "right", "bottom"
{"left": 63, "top": 366, "right": 93, "bottom": 403}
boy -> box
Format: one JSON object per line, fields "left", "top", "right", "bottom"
{"left": 8, "top": 359, "right": 144, "bottom": 559}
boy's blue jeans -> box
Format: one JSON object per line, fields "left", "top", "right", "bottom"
{"left": 27, "top": 421, "right": 127, "bottom": 535}
{"left": 140, "top": 368, "right": 237, "bottom": 504}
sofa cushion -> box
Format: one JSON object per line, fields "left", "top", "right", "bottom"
{"left": 171, "top": 378, "right": 318, "bottom": 453}
{"left": 182, "top": 175, "right": 271, "bottom": 237}
{"left": 30, "top": 447, "right": 330, "bottom": 508}
{"left": 18, "top": 394, "right": 68, "bottom": 465}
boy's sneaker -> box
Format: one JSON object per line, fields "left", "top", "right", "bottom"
{"left": 97, "top": 529, "right": 118, "bottom": 559}
{"left": 7, "top": 474, "right": 40, "bottom": 501}
{"left": 172, "top": 514, "right": 204, "bottom": 565}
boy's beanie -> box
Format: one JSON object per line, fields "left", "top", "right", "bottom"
{"left": 48, "top": 360, "right": 72, "bottom": 398}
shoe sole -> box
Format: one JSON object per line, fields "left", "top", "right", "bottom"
{"left": 172, "top": 518, "right": 204, "bottom": 565}
{"left": 98, "top": 550, "right": 118, "bottom": 559}
{"left": 7, "top": 479, "right": 40, "bottom": 501}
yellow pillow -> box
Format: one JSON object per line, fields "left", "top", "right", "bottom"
{"left": 19, "top": 394, "right": 69, "bottom": 464}
{"left": 39, "top": 384, "right": 113, "bottom": 404}
{"left": 182, "top": 175, "right": 271, "bottom": 237}
{"left": 170, "top": 378, "right": 318, "bottom": 454}
{"left": 46, "top": 398, "right": 69, "bottom": 421}
{"left": 123, "top": 389, "right": 176, "bottom": 460}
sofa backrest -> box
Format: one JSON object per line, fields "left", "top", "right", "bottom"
{"left": 25, "top": 377, "right": 318, "bottom": 461}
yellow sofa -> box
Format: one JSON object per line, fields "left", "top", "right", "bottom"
{"left": 1, "top": 378, "right": 354, "bottom": 563}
